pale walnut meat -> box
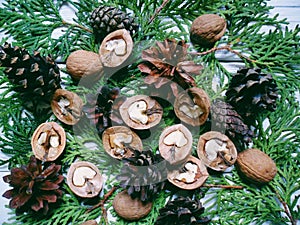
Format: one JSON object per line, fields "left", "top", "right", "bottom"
{"left": 159, "top": 124, "right": 193, "bottom": 165}
{"left": 31, "top": 122, "right": 66, "bottom": 161}
{"left": 113, "top": 190, "right": 153, "bottom": 221}
{"left": 67, "top": 161, "right": 103, "bottom": 198}
{"left": 174, "top": 87, "right": 210, "bottom": 126}
{"left": 51, "top": 89, "right": 83, "bottom": 125}
{"left": 102, "top": 126, "right": 143, "bottom": 159}
{"left": 119, "top": 95, "right": 163, "bottom": 130}
{"left": 99, "top": 29, "right": 133, "bottom": 68}
{"left": 167, "top": 155, "right": 209, "bottom": 190}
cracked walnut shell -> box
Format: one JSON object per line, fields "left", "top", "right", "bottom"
{"left": 31, "top": 122, "right": 66, "bottom": 161}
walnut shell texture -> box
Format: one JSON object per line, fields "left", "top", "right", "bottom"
{"left": 236, "top": 148, "right": 277, "bottom": 183}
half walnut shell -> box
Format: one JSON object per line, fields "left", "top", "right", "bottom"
{"left": 51, "top": 89, "right": 83, "bottom": 125}
{"left": 102, "top": 126, "right": 143, "bottom": 159}
{"left": 31, "top": 122, "right": 66, "bottom": 161}
{"left": 167, "top": 155, "right": 209, "bottom": 190}
{"left": 197, "top": 131, "right": 237, "bottom": 171}
{"left": 159, "top": 124, "right": 193, "bottom": 165}
{"left": 119, "top": 95, "right": 163, "bottom": 130}
{"left": 67, "top": 161, "right": 103, "bottom": 198}
{"left": 99, "top": 29, "right": 133, "bottom": 68}
{"left": 174, "top": 87, "right": 210, "bottom": 126}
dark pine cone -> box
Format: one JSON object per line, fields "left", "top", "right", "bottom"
{"left": 0, "top": 42, "right": 61, "bottom": 113}
{"left": 2, "top": 156, "right": 64, "bottom": 215}
{"left": 117, "top": 149, "right": 167, "bottom": 203}
{"left": 211, "top": 99, "right": 254, "bottom": 149}
{"left": 90, "top": 5, "right": 139, "bottom": 43}
{"left": 226, "top": 67, "right": 278, "bottom": 124}
{"left": 155, "top": 196, "right": 210, "bottom": 225}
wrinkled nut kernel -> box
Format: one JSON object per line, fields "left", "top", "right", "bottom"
{"left": 66, "top": 50, "right": 103, "bottom": 80}
{"left": 159, "top": 124, "right": 193, "bottom": 165}
{"left": 31, "top": 122, "right": 66, "bottom": 161}
{"left": 197, "top": 131, "right": 237, "bottom": 171}
{"left": 174, "top": 87, "right": 210, "bottom": 126}
{"left": 67, "top": 161, "right": 103, "bottom": 198}
{"left": 190, "top": 14, "right": 227, "bottom": 48}
{"left": 236, "top": 148, "right": 277, "bottom": 183}
{"left": 99, "top": 29, "right": 133, "bottom": 68}
{"left": 113, "top": 190, "right": 153, "bottom": 221}
{"left": 120, "top": 95, "right": 162, "bottom": 130}
{"left": 168, "top": 156, "right": 209, "bottom": 190}
{"left": 102, "top": 126, "right": 143, "bottom": 159}
{"left": 51, "top": 89, "right": 83, "bottom": 125}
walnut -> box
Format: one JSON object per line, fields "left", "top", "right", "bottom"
{"left": 197, "top": 131, "right": 237, "bottom": 171}
{"left": 159, "top": 124, "right": 193, "bottom": 165}
{"left": 66, "top": 50, "right": 103, "bottom": 81}
{"left": 236, "top": 148, "right": 277, "bottom": 183}
{"left": 102, "top": 126, "right": 143, "bottom": 159}
{"left": 113, "top": 190, "right": 153, "bottom": 221}
{"left": 79, "top": 220, "right": 98, "bottom": 225}
{"left": 51, "top": 89, "right": 83, "bottom": 125}
{"left": 67, "top": 161, "right": 103, "bottom": 198}
{"left": 31, "top": 122, "right": 66, "bottom": 161}
{"left": 99, "top": 29, "right": 133, "bottom": 68}
{"left": 190, "top": 14, "right": 227, "bottom": 48}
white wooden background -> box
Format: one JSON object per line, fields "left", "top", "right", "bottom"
{"left": 0, "top": 0, "right": 299, "bottom": 224}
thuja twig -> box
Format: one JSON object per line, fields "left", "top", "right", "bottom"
{"left": 148, "top": 0, "right": 170, "bottom": 24}
{"left": 202, "top": 184, "right": 244, "bottom": 189}
{"left": 86, "top": 186, "right": 118, "bottom": 224}
{"left": 61, "top": 19, "right": 93, "bottom": 33}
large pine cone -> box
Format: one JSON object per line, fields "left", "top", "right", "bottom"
{"left": 155, "top": 196, "right": 210, "bottom": 225}
{"left": 0, "top": 42, "right": 61, "bottom": 113}
{"left": 2, "top": 156, "right": 64, "bottom": 215}
{"left": 210, "top": 99, "right": 254, "bottom": 147}
{"left": 117, "top": 149, "right": 167, "bottom": 202}
{"left": 225, "top": 67, "right": 278, "bottom": 123}
{"left": 90, "top": 5, "right": 139, "bottom": 43}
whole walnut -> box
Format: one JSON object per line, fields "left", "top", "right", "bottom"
{"left": 190, "top": 14, "right": 226, "bottom": 48}
{"left": 236, "top": 148, "right": 277, "bottom": 183}
{"left": 66, "top": 50, "right": 103, "bottom": 81}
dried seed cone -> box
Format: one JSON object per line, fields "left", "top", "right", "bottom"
{"left": 155, "top": 196, "right": 210, "bottom": 225}
{"left": 210, "top": 99, "right": 254, "bottom": 146}
{"left": 2, "top": 156, "right": 64, "bottom": 215}
{"left": 236, "top": 148, "right": 277, "bottom": 183}
{"left": 0, "top": 42, "right": 61, "bottom": 110}
{"left": 116, "top": 149, "right": 167, "bottom": 203}
{"left": 90, "top": 6, "right": 139, "bottom": 43}
{"left": 226, "top": 67, "right": 278, "bottom": 124}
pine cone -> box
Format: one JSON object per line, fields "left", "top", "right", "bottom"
{"left": 2, "top": 156, "right": 64, "bottom": 215}
{"left": 211, "top": 99, "right": 254, "bottom": 148}
{"left": 83, "top": 86, "right": 124, "bottom": 134}
{"left": 90, "top": 5, "right": 139, "bottom": 43}
{"left": 226, "top": 67, "right": 278, "bottom": 123}
{"left": 0, "top": 42, "right": 61, "bottom": 112}
{"left": 117, "top": 149, "right": 167, "bottom": 203}
{"left": 138, "top": 39, "right": 203, "bottom": 100}
{"left": 155, "top": 196, "right": 210, "bottom": 225}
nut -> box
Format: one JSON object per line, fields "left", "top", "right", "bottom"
{"left": 31, "top": 122, "right": 66, "bottom": 161}
{"left": 51, "top": 89, "right": 83, "bottom": 125}
{"left": 66, "top": 50, "right": 103, "bottom": 80}
{"left": 67, "top": 161, "right": 103, "bottom": 198}
{"left": 159, "top": 124, "right": 193, "bottom": 165}
{"left": 119, "top": 95, "right": 163, "bottom": 130}
{"left": 190, "top": 14, "right": 227, "bottom": 48}
{"left": 79, "top": 220, "right": 98, "bottom": 225}
{"left": 197, "top": 131, "right": 237, "bottom": 171}
{"left": 167, "top": 155, "right": 209, "bottom": 190}
{"left": 113, "top": 190, "right": 153, "bottom": 221}
{"left": 102, "top": 126, "right": 143, "bottom": 159}
{"left": 236, "top": 148, "right": 277, "bottom": 183}
{"left": 174, "top": 87, "right": 210, "bottom": 126}
{"left": 99, "top": 29, "right": 133, "bottom": 68}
